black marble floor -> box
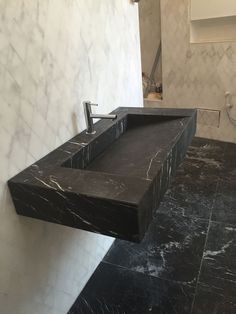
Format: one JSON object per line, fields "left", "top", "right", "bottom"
{"left": 68, "top": 138, "right": 236, "bottom": 314}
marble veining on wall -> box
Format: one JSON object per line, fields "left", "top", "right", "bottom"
{"left": 0, "top": 0, "right": 142, "bottom": 313}
{"left": 8, "top": 108, "right": 196, "bottom": 243}
{"left": 160, "top": 0, "right": 236, "bottom": 143}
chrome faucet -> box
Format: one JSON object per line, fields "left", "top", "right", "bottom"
{"left": 83, "top": 101, "right": 117, "bottom": 134}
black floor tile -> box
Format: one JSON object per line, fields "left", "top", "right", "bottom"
{"left": 157, "top": 138, "right": 223, "bottom": 220}
{"left": 104, "top": 212, "right": 208, "bottom": 285}
{"left": 191, "top": 138, "right": 227, "bottom": 153}
{"left": 219, "top": 142, "right": 236, "bottom": 181}
{"left": 199, "top": 222, "right": 236, "bottom": 298}
{"left": 192, "top": 283, "right": 236, "bottom": 314}
{"left": 219, "top": 161, "right": 236, "bottom": 181}
{"left": 158, "top": 175, "right": 217, "bottom": 219}
{"left": 68, "top": 138, "right": 235, "bottom": 314}
{"left": 212, "top": 178, "right": 236, "bottom": 225}
{"left": 225, "top": 142, "right": 236, "bottom": 154}
{"left": 177, "top": 141, "right": 224, "bottom": 181}
{"left": 183, "top": 138, "right": 226, "bottom": 178}
{"left": 68, "top": 262, "right": 195, "bottom": 314}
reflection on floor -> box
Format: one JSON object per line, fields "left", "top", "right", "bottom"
{"left": 68, "top": 138, "right": 236, "bottom": 314}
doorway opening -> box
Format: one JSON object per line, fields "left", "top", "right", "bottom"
{"left": 138, "top": 0, "right": 163, "bottom": 104}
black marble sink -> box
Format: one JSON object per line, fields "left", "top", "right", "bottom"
{"left": 8, "top": 107, "right": 196, "bottom": 242}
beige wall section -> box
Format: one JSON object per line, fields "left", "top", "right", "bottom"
{"left": 0, "top": 0, "right": 142, "bottom": 313}
{"left": 160, "top": 0, "right": 236, "bottom": 143}
{"left": 139, "top": 0, "right": 162, "bottom": 81}
{"left": 191, "top": 0, "right": 236, "bottom": 20}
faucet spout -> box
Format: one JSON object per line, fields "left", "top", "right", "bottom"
{"left": 90, "top": 114, "right": 117, "bottom": 120}
{"left": 83, "top": 101, "right": 117, "bottom": 134}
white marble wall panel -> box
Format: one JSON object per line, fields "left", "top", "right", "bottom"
{"left": 0, "top": 0, "right": 142, "bottom": 313}
{"left": 160, "top": 0, "right": 236, "bottom": 143}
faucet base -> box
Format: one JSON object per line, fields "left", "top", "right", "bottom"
{"left": 86, "top": 130, "right": 96, "bottom": 135}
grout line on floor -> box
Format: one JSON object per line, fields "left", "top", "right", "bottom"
{"left": 155, "top": 209, "right": 212, "bottom": 223}
{"left": 210, "top": 219, "right": 236, "bottom": 227}
{"left": 190, "top": 173, "right": 221, "bottom": 313}
{"left": 190, "top": 211, "right": 212, "bottom": 314}
{"left": 101, "top": 260, "right": 197, "bottom": 287}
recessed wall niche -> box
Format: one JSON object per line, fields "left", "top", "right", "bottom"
{"left": 190, "top": 0, "right": 236, "bottom": 43}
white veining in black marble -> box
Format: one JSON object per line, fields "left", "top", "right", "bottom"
{"left": 104, "top": 211, "right": 208, "bottom": 284}
{"left": 68, "top": 138, "right": 236, "bottom": 314}
{"left": 68, "top": 262, "right": 195, "bottom": 314}
{"left": 8, "top": 107, "right": 196, "bottom": 242}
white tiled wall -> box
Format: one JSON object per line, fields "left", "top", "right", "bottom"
{"left": 0, "top": 1, "right": 142, "bottom": 313}
{"left": 160, "top": 0, "right": 236, "bottom": 143}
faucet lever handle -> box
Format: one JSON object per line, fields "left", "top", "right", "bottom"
{"left": 83, "top": 101, "right": 98, "bottom": 105}
{"left": 83, "top": 101, "right": 98, "bottom": 111}
{"left": 83, "top": 101, "right": 98, "bottom": 106}
{"left": 83, "top": 101, "right": 98, "bottom": 115}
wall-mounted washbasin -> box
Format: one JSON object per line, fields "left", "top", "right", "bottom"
{"left": 8, "top": 107, "right": 196, "bottom": 242}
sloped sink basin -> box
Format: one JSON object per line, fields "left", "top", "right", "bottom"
{"left": 8, "top": 107, "right": 196, "bottom": 242}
